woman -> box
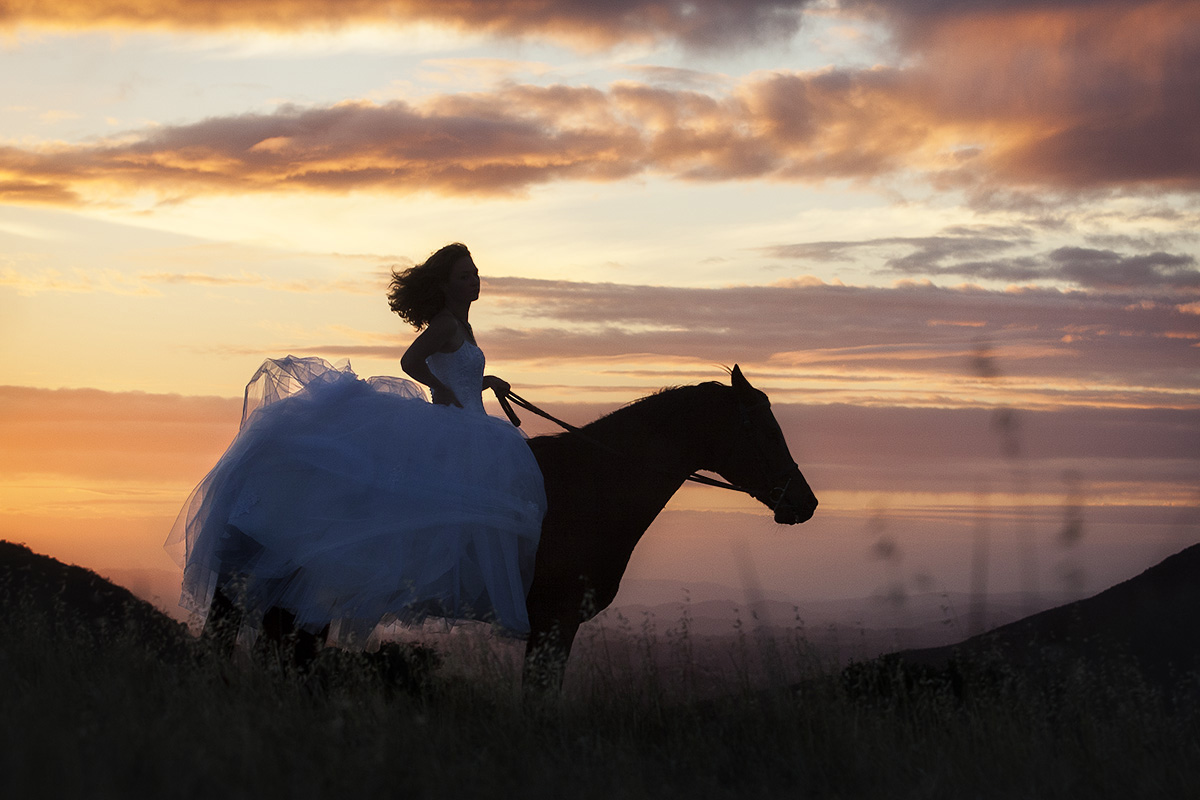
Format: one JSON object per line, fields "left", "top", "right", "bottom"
{"left": 390, "top": 242, "right": 510, "bottom": 409}
{"left": 166, "top": 243, "right": 546, "bottom": 645}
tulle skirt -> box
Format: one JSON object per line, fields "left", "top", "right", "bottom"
{"left": 166, "top": 357, "right": 546, "bottom": 641}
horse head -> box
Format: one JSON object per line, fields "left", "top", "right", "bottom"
{"left": 716, "top": 366, "right": 818, "bottom": 525}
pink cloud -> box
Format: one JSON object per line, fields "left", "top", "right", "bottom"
{"left": 2, "top": 384, "right": 1194, "bottom": 503}
{"left": 242, "top": 278, "right": 1200, "bottom": 410}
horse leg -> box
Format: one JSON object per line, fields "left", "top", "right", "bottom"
{"left": 523, "top": 617, "right": 580, "bottom": 696}
{"left": 256, "top": 606, "right": 326, "bottom": 674}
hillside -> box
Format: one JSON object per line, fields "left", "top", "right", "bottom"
{"left": 0, "top": 539, "right": 190, "bottom": 657}
{"left": 891, "top": 542, "right": 1200, "bottom": 692}
{"left": 4, "top": 536, "right": 1199, "bottom": 695}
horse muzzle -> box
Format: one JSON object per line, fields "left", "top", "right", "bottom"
{"left": 775, "top": 499, "right": 816, "bottom": 525}
{"left": 763, "top": 469, "right": 818, "bottom": 525}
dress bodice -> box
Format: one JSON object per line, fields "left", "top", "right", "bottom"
{"left": 426, "top": 340, "right": 486, "bottom": 415}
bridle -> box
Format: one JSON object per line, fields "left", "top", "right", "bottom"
{"left": 729, "top": 397, "right": 801, "bottom": 515}
{"left": 496, "top": 388, "right": 800, "bottom": 514}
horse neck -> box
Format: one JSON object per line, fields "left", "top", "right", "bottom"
{"left": 532, "top": 384, "right": 735, "bottom": 558}
{"left": 581, "top": 383, "right": 730, "bottom": 479}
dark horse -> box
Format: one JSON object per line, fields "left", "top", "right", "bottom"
{"left": 203, "top": 366, "right": 817, "bottom": 689}
{"left": 520, "top": 365, "right": 817, "bottom": 688}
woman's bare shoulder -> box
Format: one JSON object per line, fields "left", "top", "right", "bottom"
{"left": 424, "top": 311, "right": 458, "bottom": 333}
{"left": 425, "top": 312, "right": 465, "bottom": 351}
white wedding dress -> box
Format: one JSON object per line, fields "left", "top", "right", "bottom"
{"left": 165, "top": 343, "right": 546, "bottom": 641}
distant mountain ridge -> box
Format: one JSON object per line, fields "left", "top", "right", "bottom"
{"left": 891, "top": 541, "right": 1200, "bottom": 690}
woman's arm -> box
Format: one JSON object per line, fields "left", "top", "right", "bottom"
{"left": 401, "top": 315, "right": 462, "bottom": 406}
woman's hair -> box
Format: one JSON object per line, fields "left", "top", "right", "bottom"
{"left": 387, "top": 242, "right": 471, "bottom": 330}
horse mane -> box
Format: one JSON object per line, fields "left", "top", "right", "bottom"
{"left": 523, "top": 380, "right": 733, "bottom": 447}
{"left": 579, "top": 381, "right": 729, "bottom": 434}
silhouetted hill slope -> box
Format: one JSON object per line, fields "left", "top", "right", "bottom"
{"left": 0, "top": 540, "right": 189, "bottom": 657}
{"left": 891, "top": 542, "right": 1200, "bottom": 691}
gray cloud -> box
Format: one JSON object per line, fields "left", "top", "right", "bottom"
{"left": 906, "top": 246, "right": 1200, "bottom": 291}
{"left": 766, "top": 228, "right": 1200, "bottom": 292}
{"left": 1049, "top": 247, "right": 1200, "bottom": 291}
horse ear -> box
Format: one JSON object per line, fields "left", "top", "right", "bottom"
{"left": 731, "top": 364, "right": 751, "bottom": 391}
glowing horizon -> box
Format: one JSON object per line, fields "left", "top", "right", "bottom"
{"left": 2, "top": 0, "right": 1197, "bottom": 611}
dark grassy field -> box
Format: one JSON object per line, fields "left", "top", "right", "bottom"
{"left": 2, "top": 540, "right": 1198, "bottom": 799}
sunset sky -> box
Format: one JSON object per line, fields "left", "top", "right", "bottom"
{"left": 2, "top": 1, "right": 1198, "bottom": 622}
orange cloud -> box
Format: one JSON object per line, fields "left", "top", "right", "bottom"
{"left": 853, "top": 0, "right": 1200, "bottom": 194}
{"left": 2, "top": 382, "right": 1193, "bottom": 500}
{"left": 0, "top": 2, "right": 1194, "bottom": 205}
{"left": 0, "top": 387, "right": 243, "bottom": 582}
{"left": 0, "top": 96, "right": 647, "bottom": 203}
{"left": 4, "top": 5, "right": 1197, "bottom": 208}
{"left": 0, "top": 71, "right": 1006, "bottom": 205}
{"left": 0, "top": 0, "right": 811, "bottom": 50}
{"left": 0, "top": 386, "right": 239, "bottom": 482}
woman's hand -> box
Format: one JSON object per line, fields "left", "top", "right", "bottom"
{"left": 482, "top": 375, "right": 511, "bottom": 397}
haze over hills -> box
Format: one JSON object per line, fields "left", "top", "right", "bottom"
{"left": 16, "top": 536, "right": 1199, "bottom": 684}
{"left": 566, "top": 545, "right": 1200, "bottom": 694}
{"left": 4, "top": 538, "right": 1199, "bottom": 698}
{"left": 103, "top": 563, "right": 1086, "bottom": 656}
{"left": 892, "top": 541, "right": 1200, "bottom": 690}
{"left": 595, "top": 578, "right": 1084, "bottom": 659}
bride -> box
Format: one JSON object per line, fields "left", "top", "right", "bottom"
{"left": 166, "top": 243, "right": 547, "bottom": 645}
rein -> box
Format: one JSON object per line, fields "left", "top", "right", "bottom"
{"left": 495, "top": 388, "right": 768, "bottom": 497}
